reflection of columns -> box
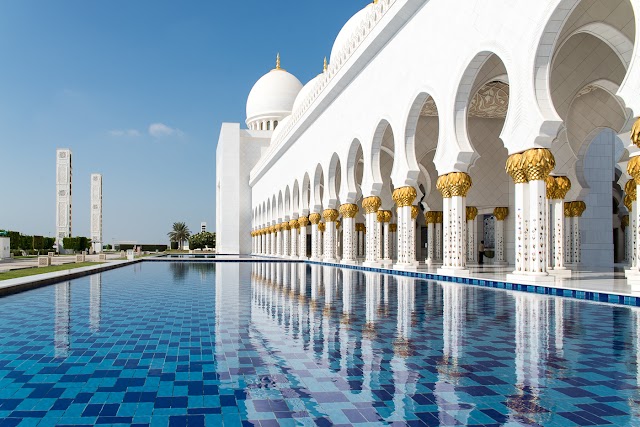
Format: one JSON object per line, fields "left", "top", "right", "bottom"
{"left": 55, "top": 281, "right": 71, "bottom": 358}
{"left": 340, "top": 204, "right": 358, "bottom": 265}
{"left": 547, "top": 176, "right": 571, "bottom": 274}
{"left": 396, "top": 276, "right": 415, "bottom": 349}
{"left": 356, "top": 223, "right": 365, "bottom": 258}
{"left": 335, "top": 221, "right": 340, "bottom": 260}
{"left": 289, "top": 219, "right": 298, "bottom": 258}
{"left": 309, "top": 213, "right": 321, "bottom": 260}
{"left": 298, "top": 217, "right": 309, "bottom": 260}
{"left": 364, "top": 272, "right": 380, "bottom": 331}
{"left": 506, "top": 149, "right": 555, "bottom": 282}
{"left": 392, "top": 186, "right": 417, "bottom": 270}
{"left": 322, "top": 209, "right": 339, "bottom": 263}
{"left": 378, "top": 210, "right": 392, "bottom": 266}
{"left": 342, "top": 270, "right": 354, "bottom": 323}
{"left": 466, "top": 207, "right": 477, "bottom": 264}
{"left": 90, "top": 274, "right": 101, "bottom": 332}
{"left": 425, "top": 212, "right": 436, "bottom": 264}
{"left": 362, "top": 196, "right": 382, "bottom": 267}
{"left": 282, "top": 222, "right": 290, "bottom": 258}
{"left": 375, "top": 212, "right": 383, "bottom": 262}
{"left": 493, "top": 207, "right": 508, "bottom": 265}
{"left": 438, "top": 173, "right": 471, "bottom": 275}
{"left": 569, "top": 201, "right": 586, "bottom": 265}
{"left": 554, "top": 299, "right": 564, "bottom": 358}
{"left": 390, "top": 223, "right": 397, "bottom": 261}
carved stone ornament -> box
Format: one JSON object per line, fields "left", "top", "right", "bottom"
{"left": 466, "top": 206, "right": 478, "bottom": 221}
{"left": 362, "top": 196, "right": 382, "bottom": 214}
{"left": 309, "top": 213, "right": 322, "bottom": 224}
{"left": 392, "top": 186, "right": 417, "bottom": 207}
{"left": 493, "top": 207, "right": 509, "bottom": 221}
{"left": 323, "top": 209, "right": 339, "bottom": 222}
{"left": 339, "top": 203, "right": 358, "bottom": 218}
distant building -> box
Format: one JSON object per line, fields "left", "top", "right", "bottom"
{"left": 56, "top": 149, "right": 72, "bottom": 250}
{"left": 201, "top": 222, "right": 207, "bottom": 233}
{"left": 91, "top": 174, "right": 103, "bottom": 253}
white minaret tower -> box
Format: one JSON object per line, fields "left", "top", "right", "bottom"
{"left": 91, "top": 174, "right": 103, "bottom": 253}
{"left": 56, "top": 149, "right": 72, "bottom": 251}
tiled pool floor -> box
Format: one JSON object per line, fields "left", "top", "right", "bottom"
{"left": 0, "top": 262, "right": 639, "bottom": 426}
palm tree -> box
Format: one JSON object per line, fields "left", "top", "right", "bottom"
{"left": 168, "top": 222, "right": 191, "bottom": 249}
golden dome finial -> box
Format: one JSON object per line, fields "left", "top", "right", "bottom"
{"left": 323, "top": 57, "right": 327, "bottom": 73}
{"left": 276, "top": 53, "right": 281, "bottom": 70}
{"left": 373, "top": 0, "right": 379, "bottom": 3}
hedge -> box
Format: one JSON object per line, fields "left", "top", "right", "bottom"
{"left": 117, "top": 244, "right": 167, "bottom": 252}
{"left": 62, "top": 237, "right": 90, "bottom": 252}
{"left": 0, "top": 230, "right": 55, "bottom": 251}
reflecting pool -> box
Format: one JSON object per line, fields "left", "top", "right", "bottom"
{"left": 0, "top": 262, "right": 639, "bottom": 426}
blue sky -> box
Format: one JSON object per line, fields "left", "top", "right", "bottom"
{"left": 0, "top": 0, "right": 365, "bottom": 245}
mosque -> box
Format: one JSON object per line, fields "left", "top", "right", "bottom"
{"left": 216, "top": 0, "right": 640, "bottom": 284}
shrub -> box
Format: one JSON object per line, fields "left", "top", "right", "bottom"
{"left": 12, "top": 250, "right": 22, "bottom": 257}
{"left": 189, "top": 232, "right": 216, "bottom": 250}
{"left": 62, "top": 236, "right": 91, "bottom": 252}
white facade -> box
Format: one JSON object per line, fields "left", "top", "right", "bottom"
{"left": 90, "top": 173, "right": 103, "bottom": 253}
{"left": 0, "top": 237, "right": 10, "bottom": 259}
{"left": 56, "top": 149, "right": 72, "bottom": 251}
{"left": 216, "top": 0, "right": 640, "bottom": 278}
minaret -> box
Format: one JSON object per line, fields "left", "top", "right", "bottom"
{"left": 56, "top": 149, "right": 72, "bottom": 251}
{"left": 90, "top": 174, "right": 103, "bottom": 253}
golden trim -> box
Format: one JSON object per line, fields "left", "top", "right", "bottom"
{"left": 411, "top": 206, "right": 419, "bottom": 219}
{"left": 318, "top": 222, "right": 326, "bottom": 232}
{"left": 493, "top": 207, "right": 509, "bottom": 221}
{"left": 466, "top": 206, "right": 478, "bottom": 221}
{"left": 506, "top": 153, "right": 527, "bottom": 184}
{"left": 309, "top": 213, "right": 321, "bottom": 225}
{"left": 632, "top": 117, "right": 640, "bottom": 148}
{"left": 362, "top": 196, "right": 382, "bottom": 214}
{"left": 339, "top": 203, "right": 358, "bottom": 218}
{"left": 322, "top": 209, "right": 339, "bottom": 222}
{"left": 389, "top": 223, "right": 397, "bottom": 232}
{"left": 298, "top": 216, "right": 309, "bottom": 227}
{"left": 555, "top": 176, "right": 571, "bottom": 199}
{"left": 570, "top": 201, "right": 586, "bottom": 218}
{"left": 392, "top": 186, "right": 417, "bottom": 207}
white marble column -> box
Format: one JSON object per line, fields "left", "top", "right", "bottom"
{"left": 282, "top": 222, "right": 290, "bottom": 258}
{"left": 466, "top": 207, "right": 478, "bottom": 264}
{"left": 322, "top": 209, "right": 339, "bottom": 263}
{"left": 382, "top": 214, "right": 392, "bottom": 266}
{"left": 626, "top": 159, "right": 640, "bottom": 283}
{"left": 425, "top": 212, "right": 435, "bottom": 265}
{"left": 392, "top": 187, "right": 418, "bottom": 271}
{"left": 569, "top": 201, "right": 586, "bottom": 265}
{"left": 390, "top": 224, "right": 397, "bottom": 261}
{"left": 493, "top": 207, "right": 508, "bottom": 265}
{"left": 357, "top": 224, "right": 365, "bottom": 258}
{"left": 270, "top": 227, "right": 277, "bottom": 256}
{"left": 309, "top": 213, "right": 321, "bottom": 261}
{"left": 298, "top": 217, "right": 309, "bottom": 260}
{"left": 564, "top": 205, "right": 572, "bottom": 264}
{"left": 624, "top": 216, "right": 630, "bottom": 264}
{"left": 289, "top": 220, "right": 298, "bottom": 258}
{"left": 318, "top": 222, "right": 325, "bottom": 260}
{"left": 548, "top": 176, "right": 571, "bottom": 275}
{"left": 438, "top": 173, "right": 471, "bottom": 276}
{"left": 362, "top": 196, "right": 382, "bottom": 267}
{"left": 375, "top": 213, "right": 383, "bottom": 263}
{"left": 435, "top": 212, "right": 443, "bottom": 261}
{"left": 340, "top": 204, "right": 358, "bottom": 265}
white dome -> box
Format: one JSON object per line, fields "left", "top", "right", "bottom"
{"left": 292, "top": 74, "right": 323, "bottom": 113}
{"left": 246, "top": 68, "right": 303, "bottom": 125}
{"left": 330, "top": 4, "right": 374, "bottom": 65}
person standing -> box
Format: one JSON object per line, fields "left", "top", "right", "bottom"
{"left": 478, "top": 240, "right": 485, "bottom": 265}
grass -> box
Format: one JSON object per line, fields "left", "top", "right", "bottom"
{"left": 0, "top": 262, "right": 101, "bottom": 281}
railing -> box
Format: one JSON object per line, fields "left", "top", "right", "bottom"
{"left": 251, "top": 0, "right": 397, "bottom": 180}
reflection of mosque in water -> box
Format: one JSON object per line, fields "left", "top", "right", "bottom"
{"left": 244, "top": 262, "right": 640, "bottom": 425}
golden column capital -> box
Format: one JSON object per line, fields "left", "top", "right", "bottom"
{"left": 629, "top": 156, "right": 640, "bottom": 183}
{"left": 289, "top": 219, "right": 299, "bottom": 229}
{"left": 392, "top": 186, "right": 417, "bottom": 207}
{"left": 309, "top": 213, "right": 322, "bottom": 224}
{"left": 389, "top": 223, "right": 397, "bottom": 232}
{"left": 435, "top": 211, "right": 443, "bottom": 224}
{"left": 493, "top": 207, "right": 509, "bottom": 221}
{"left": 377, "top": 210, "right": 393, "bottom": 223}
{"left": 274, "top": 224, "right": 281, "bottom": 232}
{"left": 545, "top": 176, "right": 558, "bottom": 199}
{"left": 625, "top": 195, "right": 633, "bottom": 212}
{"left": 506, "top": 153, "right": 527, "bottom": 184}
{"left": 411, "top": 206, "right": 419, "bottom": 219}
{"left": 631, "top": 117, "right": 640, "bottom": 148}
{"left": 339, "top": 203, "right": 359, "bottom": 218}
{"left": 336, "top": 220, "right": 341, "bottom": 229}
{"left": 622, "top": 215, "right": 630, "bottom": 229}
{"left": 570, "top": 201, "right": 586, "bottom": 217}
{"left": 298, "top": 216, "right": 309, "bottom": 227}
{"left": 554, "top": 176, "right": 572, "bottom": 199}
{"left": 522, "top": 148, "right": 555, "bottom": 181}
{"left": 318, "top": 222, "right": 326, "bottom": 232}
{"left": 466, "top": 206, "right": 478, "bottom": 221}
{"left": 322, "top": 209, "right": 339, "bottom": 222}
{"left": 436, "top": 175, "right": 451, "bottom": 198}
{"left": 564, "top": 202, "right": 572, "bottom": 217}
{"left": 282, "top": 222, "right": 290, "bottom": 231}
{"left": 425, "top": 211, "right": 437, "bottom": 224}
{"left": 356, "top": 223, "right": 365, "bottom": 232}
{"left": 625, "top": 178, "right": 637, "bottom": 202}
{"left": 362, "top": 196, "right": 382, "bottom": 214}
{"left": 447, "top": 172, "right": 472, "bottom": 197}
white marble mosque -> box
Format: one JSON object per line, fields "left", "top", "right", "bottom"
{"left": 215, "top": 0, "right": 640, "bottom": 287}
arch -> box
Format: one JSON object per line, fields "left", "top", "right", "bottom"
{"left": 301, "top": 172, "right": 311, "bottom": 215}
{"left": 326, "top": 153, "right": 342, "bottom": 209}
{"left": 284, "top": 186, "right": 291, "bottom": 219}
{"left": 344, "top": 138, "right": 364, "bottom": 203}
{"left": 277, "top": 191, "right": 284, "bottom": 221}
{"left": 534, "top": 0, "right": 637, "bottom": 125}
{"left": 312, "top": 164, "right": 325, "bottom": 211}
{"left": 271, "top": 195, "right": 277, "bottom": 222}
{"left": 405, "top": 91, "right": 441, "bottom": 184}
{"left": 267, "top": 198, "right": 272, "bottom": 224}
{"left": 292, "top": 180, "right": 300, "bottom": 217}
{"left": 370, "top": 119, "right": 395, "bottom": 196}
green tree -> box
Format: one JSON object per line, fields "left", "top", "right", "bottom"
{"left": 168, "top": 222, "right": 191, "bottom": 249}
{"left": 189, "top": 232, "right": 216, "bottom": 250}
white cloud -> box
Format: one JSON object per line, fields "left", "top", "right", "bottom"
{"left": 149, "top": 123, "right": 184, "bottom": 138}
{"left": 109, "top": 129, "right": 141, "bottom": 137}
